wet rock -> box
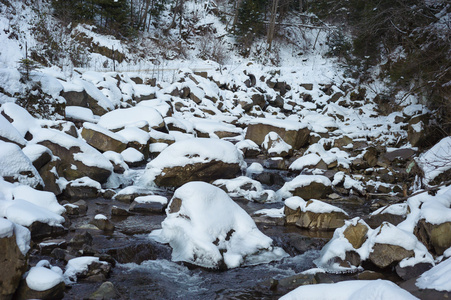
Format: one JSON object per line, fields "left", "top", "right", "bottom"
{"left": 343, "top": 222, "right": 368, "bottom": 249}
{"left": 335, "top": 250, "right": 361, "bottom": 268}
{"left": 81, "top": 123, "right": 127, "bottom": 153}
{"left": 254, "top": 172, "right": 285, "bottom": 186}
{"left": 264, "top": 273, "right": 316, "bottom": 293}
{"left": 69, "top": 231, "right": 93, "bottom": 248}
{"left": 39, "top": 239, "right": 67, "bottom": 255}
{"left": 90, "top": 215, "right": 115, "bottom": 231}
{"left": 263, "top": 158, "right": 289, "bottom": 170}
{"left": 414, "top": 219, "right": 451, "bottom": 256}
{"left": 64, "top": 203, "right": 81, "bottom": 215}
{"left": 88, "top": 281, "right": 119, "bottom": 300}
{"left": 357, "top": 270, "right": 385, "bottom": 280}
{"left": 107, "top": 242, "right": 170, "bottom": 264}
{"left": 0, "top": 228, "right": 28, "bottom": 299}
{"left": 368, "top": 243, "right": 414, "bottom": 269}
{"left": 245, "top": 119, "right": 310, "bottom": 150}
{"left": 73, "top": 200, "right": 88, "bottom": 214}
{"left": 29, "top": 221, "right": 66, "bottom": 240}
{"left": 395, "top": 262, "right": 433, "bottom": 281}
{"left": 111, "top": 206, "right": 131, "bottom": 216}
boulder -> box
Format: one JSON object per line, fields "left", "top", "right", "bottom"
{"left": 0, "top": 221, "right": 28, "bottom": 299}
{"left": 129, "top": 195, "right": 168, "bottom": 214}
{"left": 38, "top": 160, "right": 62, "bottom": 195}
{"left": 88, "top": 281, "right": 118, "bottom": 300}
{"left": 407, "top": 114, "right": 430, "bottom": 148}
{"left": 15, "top": 268, "right": 65, "bottom": 300}
{"left": 97, "top": 106, "right": 165, "bottom": 132}
{"left": 22, "top": 144, "right": 52, "bottom": 171}
{"left": 142, "top": 138, "right": 244, "bottom": 188}
{"left": 29, "top": 221, "right": 66, "bottom": 240}
{"left": 81, "top": 123, "right": 127, "bottom": 153}
{"left": 262, "top": 132, "right": 292, "bottom": 157}
{"left": 33, "top": 128, "right": 113, "bottom": 184}
{"left": 279, "top": 175, "right": 333, "bottom": 200}
{"left": 245, "top": 118, "right": 310, "bottom": 150}
{"left": 90, "top": 215, "right": 115, "bottom": 231}
{"left": 395, "top": 262, "right": 433, "bottom": 281}
{"left": 368, "top": 243, "right": 414, "bottom": 269}
{"left": 414, "top": 219, "right": 451, "bottom": 256}
{"left": 63, "top": 178, "right": 101, "bottom": 199}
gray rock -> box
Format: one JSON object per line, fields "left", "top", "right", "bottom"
{"left": 88, "top": 281, "right": 118, "bottom": 300}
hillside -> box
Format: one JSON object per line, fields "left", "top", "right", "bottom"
{"left": 0, "top": 0, "right": 451, "bottom": 299}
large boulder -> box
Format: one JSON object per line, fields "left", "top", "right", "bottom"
{"left": 245, "top": 118, "right": 310, "bottom": 150}
{"left": 81, "top": 122, "right": 127, "bottom": 153}
{"left": 0, "top": 219, "right": 29, "bottom": 299}
{"left": 151, "top": 182, "right": 287, "bottom": 269}
{"left": 369, "top": 243, "right": 414, "bottom": 269}
{"left": 15, "top": 264, "right": 65, "bottom": 300}
{"left": 278, "top": 175, "right": 333, "bottom": 200}
{"left": 140, "top": 138, "right": 245, "bottom": 187}
{"left": 30, "top": 128, "right": 113, "bottom": 183}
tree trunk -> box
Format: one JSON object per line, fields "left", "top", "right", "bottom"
{"left": 267, "top": 0, "right": 279, "bottom": 51}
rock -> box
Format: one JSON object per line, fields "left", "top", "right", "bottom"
{"left": 245, "top": 118, "right": 310, "bottom": 150}
{"left": 39, "top": 239, "right": 67, "bottom": 255}
{"left": 357, "top": 270, "right": 385, "bottom": 280}
{"left": 111, "top": 206, "right": 131, "bottom": 216}
{"left": 63, "top": 178, "right": 101, "bottom": 199}
{"left": 368, "top": 243, "right": 414, "bottom": 269}
{"left": 414, "top": 219, "right": 451, "bottom": 256}
{"left": 300, "top": 83, "right": 314, "bottom": 90}
{"left": 343, "top": 222, "right": 369, "bottom": 249}
{"left": 280, "top": 175, "right": 333, "bottom": 200}
{"left": 251, "top": 93, "right": 266, "bottom": 109}
{"left": 363, "top": 147, "right": 379, "bottom": 167}
{"left": 35, "top": 129, "right": 113, "bottom": 184}
{"left": 407, "top": 114, "right": 430, "bottom": 148}
{"left": 335, "top": 250, "right": 361, "bottom": 268}
{"left": 296, "top": 210, "right": 348, "bottom": 230}
{"left": 90, "top": 215, "right": 115, "bottom": 231}
{"left": 365, "top": 213, "right": 406, "bottom": 229}
{"left": 29, "top": 221, "right": 66, "bottom": 240}
{"left": 144, "top": 139, "right": 244, "bottom": 188}
{"left": 15, "top": 279, "right": 65, "bottom": 300}
{"left": 81, "top": 123, "right": 127, "bottom": 153}
{"left": 113, "top": 187, "right": 154, "bottom": 203}
{"left": 0, "top": 225, "right": 28, "bottom": 299}
{"left": 88, "top": 281, "right": 118, "bottom": 300}
{"left": 395, "top": 262, "right": 433, "bottom": 281}
{"left": 69, "top": 231, "right": 93, "bottom": 248}
{"left": 262, "top": 132, "right": 292, "bottom": 157}
{"left": 38, "top": 160, "right": 62, "bottom": 195}
{"left": 107, "top": 242, "right": 170, "bottom": 264}
{"left": 22, "top": 144, "right": 52, "bottom": 171}
{"left": 129, "top": 195, "right": 168, "bottom": 214}
{"left": 264, "top": 274, "right": 316, "bottom": 293}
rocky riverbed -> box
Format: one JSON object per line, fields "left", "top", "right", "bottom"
{"left": 1, "top": 62, "right": 451, "bottom": 299}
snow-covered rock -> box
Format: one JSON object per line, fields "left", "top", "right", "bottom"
{"left": 97, "top": 106, "right": 165, "bottom": 132}
{"left": 150, "top": 182, "right": 287, "bottom": 269}
{"left": 278, "top": 174, "right": 332, "bottom": 200}
{"left": 140, "top": 138, "right": 245, "bottom": 187}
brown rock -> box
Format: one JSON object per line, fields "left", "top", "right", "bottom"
{"left": 290, "top": 181, "right": 333, "bottom": 200}
{"left": 295, "top": 210, "right": 347, "bottom": 230}
{"left": 414, "top": 219, "right": 451, "bottom": 256}
{"left": 15, "top": 280, "right": 65, "bottom": 300}
{"left": 154, "top": 161, "right": 241, "bottom": 187}
{"left": 0, "top": 232, "right": 27, "bottom": 299}
{"left": 245, "top": 121, "right": 310, "bottom": 150}
{"left": 81, "top": 125, "right": 127, "bottom": 153}
{"left": 368, "top": 243, "right": 414, "bottom": 268}
{"left": 343, "top": 222, "right": 369, "bottom": 249}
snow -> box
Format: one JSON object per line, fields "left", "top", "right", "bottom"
{"left": 262, "top": 132, "right": 292, "bottom": 156}
{"left": 280, "top": 280, "right": 418, "bottom": 300}
{"left": 66, "top": 106, "right": 99, "bottom": 123}
{"left": 135, "top": 195, "right": 168, "bottom": 205}
{"left": 95, "top": 214, "right": 107, "bottom": 220}
{"left": 26, "top": 266, "right": 64, "bottom": 291}
{"left": 1, "top": 198, "right": 65, "bottom": 227}
{"left": 22, "top": 144, "right": 52, "bottom": 164}
{"left": 69, "top": 177, "right": 102, "bottom": 189}
{"left": 290, "top": 153, "right": 322, "bottom": 170}
{"left": 12, "top": 185, "right": 65, "bottom": 215}
{"left": 97, "top": 106, "right": 164, "bottom": 131}
{"left": 371, "top": 203, "right": 408, "bottom": 216}
{"left": 417, "top": 137, "right": 451, "bottom": 184}
{"left": 116, "top": 127, "right": 150, "bottom": 145}
{"left": 416, "top": 258, "right": 451, "bottom": 291}
{"left": 246, "top": 162, "right": 264, "bottom": 175}
{"left": 285, "top": 196, "right": 347, "bottom": 214}
{"left": 0, "top": 217, "right": 14, "bottom": 238}
{"left": 73, "top": 78, "right": 114, "bottom": 111}
{"left": 0, "top": 102, "right": 38, "bottom": 137}
{"left": 121, "top": 147, "right": 144, "bottom": 163}
{"left": 0, "top": 141, "right": 43, "bottom": 188}
{"left": 0, "top": 114, "right": 26, "bottom": 146}
{"left": 150, "top": 182, "right": 287, "bottom": 268}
